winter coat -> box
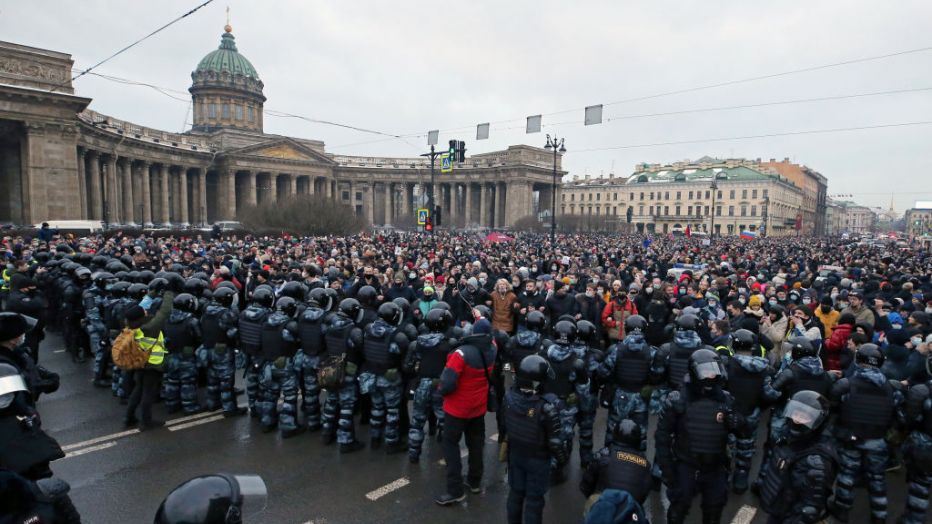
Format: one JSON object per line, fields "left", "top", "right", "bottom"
{"left": 814, "top": 307, "right": 840, "bottom": 339}
{"left": 490, "top": 290, "right": 518, "bottom": 334}
{"left": 823, "top": 323, "right": 853, "bottom": 372}
{"left": 601, "top": 298, "right": 638, "bottom": 342}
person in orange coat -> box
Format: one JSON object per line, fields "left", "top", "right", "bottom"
{"left": 601, "top": 290, "right": 638, "bottom": 344}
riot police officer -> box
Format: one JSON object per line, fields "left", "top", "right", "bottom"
{"left": 320, "top": 298, "right": 365, "bottom": 453}
{"left": 154, "top": 473, "right": 267, "bottom": 524}
{"left": 84, "top": 271, "right": 115, "bottom": 387}
{"left": 198, "top": 286, "right": 244, "bottom": 417}
{"left": 295, "top": 287, "right": 336, "bottom": 432}
{"left": 725, "top": 328, "right": 775, "bottom": 494}
{"left": 829, "top": 344, "right": 905, "bottom": 524}
{"left": 403, "top": 307, "right": 455, "bottom": 463}
{"left": 163, "top": 293, "right": 203, "bottom": 415}
{"left": 62, "top": 265, "right": 90, "bottom": 363}
{"left": 580, "top": 419, "right": 653, "bottom": 515}
{"left": 502, "top": 354, "right": 567, "bottom": 524}
{"left": 505, "top": 310, "right": 546, "bottom": 371}
{"left": 358, "top": 301, "right": 412, "bottom": 454}
{"left": 104, "top": 280, "right": 135, "bottom": 400}
{"left": 902, "top": 357, "right": 932, "bottom": 524}
{"left": 597, "top": 315, "right": 662, "bottom": 451}
{"left": 572, "top": 320, "right": 604, "bottom": 468}
{"left": 657, "top": 313, "right": 713, "bottom": 405}
{"left": 541, "top": 320, "right": 587, "bottom": 484}
{"left": 765, "top": 337, "right": 835, "bottom": 445}
{"left": 258, "top": 296, "right": 303, "bottom": 437}
{"left": 656, "top": 348, "right": 742, "bottom": 524}
{"left": 237, "top": 286, "right": 275, "bottom": 417}
{"left": 757, "top": 390, "right": 837, "bottom": 524}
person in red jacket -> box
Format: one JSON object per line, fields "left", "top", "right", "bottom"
{"left": 823, "top": 313, "right": 855, "bottom": 372}
{"left": 436, "top": 318, "right": 496, "bottom": 506}
{"left": 601, "top": 291, "right": 638, "bottom": 344}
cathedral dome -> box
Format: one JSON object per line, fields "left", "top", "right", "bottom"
{"left": 194, "top": 27, "right": 259, "bottom": 80}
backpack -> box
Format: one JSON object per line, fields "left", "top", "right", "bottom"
{"left": 111, "top": 329, "right": 150, "bottom": 370}
{"left": 584, "top": 489, "right": 649, "bottom": 524}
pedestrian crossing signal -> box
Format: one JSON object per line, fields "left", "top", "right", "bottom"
{"left": 425, "top": 216, "right": 433, "bottom": 232}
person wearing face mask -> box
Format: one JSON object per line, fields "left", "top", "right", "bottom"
{"left": 385, "top": 274, "right": 417, "bottom": 304}
{"left": 601, "top": 288, "right": 638, "bottom": 345}
{"left": 760, "top": 304, "right": 789, "bottom": 356}
{"left": 880, "top": 329, "right": 927, "bottom": 383}
{"left": 576, "top": 282, "right": 605, "bottom": 338}
{"left": 815, "top": 296, "right": 840, "bottom": 339}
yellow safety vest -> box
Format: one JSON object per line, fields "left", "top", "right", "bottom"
{"left": 1, "top": 268, "right": 11, "bottom": 292}
{"left": 134, "top": 329, "right": 167, "bottom": 366}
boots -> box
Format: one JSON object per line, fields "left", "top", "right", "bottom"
{"left": 732, "top": 469, "right": 749, "bottom": 494}
{"left": 702, "top": 507, "right": 724, "bottom": 524}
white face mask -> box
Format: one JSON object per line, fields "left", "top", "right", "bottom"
{"left": 912, "top": 337, "right": 923, "bottom": 347}
{"left": 769, "top": 299, "right": 778, "bottom": 306}
{"left": 926, "top": 307, "right": 932, "bottom": 314}
{"left": 409, "top": 272, "right": 416, "bottom": 280}
{"left": 802, "top": 297, "right": 812, "bottom": 304}
{"left": 831, "top": 292, "right": 839, "bottom": 299}
{"left": 585, "top": 290, "right": 594, "bottom": 297}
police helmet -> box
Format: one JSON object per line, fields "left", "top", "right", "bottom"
{"left": 110, "top": 281, "right": 131, "bottom": 298}
{"left": 0, "top": 363, "right": 27, "bottom": 411}
{"left": 321, "top": 288, "right": 339, "bottom": 311}
{"left": 430, "top": 301, "right": 451, "bottom": 312}
{"left": 732, "top": 329, "right": 757, "bottom": 353}
{"left": 184, "top": 279, "right": 208, "bottom": 298}
{"left": 126, "top": 271, "right": 141, "bottom": 284}
{"left": 212, "top": 287, "right": 237, "bottom": 308}
{"left": 172, "top": 293, "right": 198, "bottom": 314}
{"left": 675, "top": 314, "right": 700, "bottom": 331}
{"left": 250, "top": 287, "right": 275, "bottom": 309}
{"left": 148, "top": 278, "right": 169, "bottom": 294}
{"left": 688, "top": 348, "right": 725, "bottom": 387}
{"left": 136, "top": 270, "right": 155, "bottom": 284}
{"left": 307, "top": 287, "right": 328, "bottom": 309}
{"left": 356, "top": 285, "right": 377, "bottom": 307}
{"left": 92, "top": 271, "right": 116, "bottom": 289}
{"left": 789, "top": 336, "right": 817, "bottom": 360}
{"left": 280, "top": 281, "right": 307, "bottom": 302}
{"left": 105, "top": 260, "right": 127, "bottom": 273}
{"left": 515, "top": 354, "right": 554, "bottom": 389}
{"left": 525, "top": 311, "right": 547, "bottom": 332}
{"left": 425, "top": 308, "right": 452, "bottom": 333}
{"left": 339, "top": 298, "right": 364, "bottom": 324}
{"left": 624, "top": 315, "right": 648, "bottom": 333}
{"left": 154, "top": 474, "right": 267, "bottom": 524}
{"left": 91, "top": 255, "right": 109, "bottom": 269}
{"left": 163, "top": 273, "right": 185, "bottom": 293}
{"left": 855, "top": 343, "right": 885, "bottom": 368}
{"left": 276, "top": 296, "right": 299, "bottom": 317}
{"left": 215, "top": 281, "right": 238, "bottom": 293}
{"left": 118, "top": 255, "right": 134, "bottom": 269}
{"left": 74, "top": 267, "right": 92, "bottom": 281}
{"left": 127, "top": 283, "right": 149, "bottom": 300}
{"left": 553, "top": 320, "right": 577, "bottom": 346}
{"left": 576, "top": 320, "right": 597, "bottom": 345}
{"left": 378, "top": 302, "right": 403, "bottom": 326}
{"left": 612, "top": 419, "right": 643, "bottom": 449}
{"left": 783, "top": 390, "right": 829, "bottom": 441}
{"left": 392, "top": 297, "right": 412, "bottom": 318}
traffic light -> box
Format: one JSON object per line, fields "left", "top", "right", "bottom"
{"left": 457, "top": 140, "right": 466, "bottom": 162}
{"left": 434, "top": 206, "right": 442, "bottom": 227}
{"left": 448, "top": 140, "right": 456, "bottom": 158}
{"left": 425, "top": 216, "right": 433, "bottom": 232}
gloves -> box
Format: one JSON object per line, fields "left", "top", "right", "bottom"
{"left": 196, "top": 347, "right": 209, "bottom": 368}
{"left": 385, "top": 368, "right": 399, "bottom": 382}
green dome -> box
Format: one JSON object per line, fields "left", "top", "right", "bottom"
{"left": 195, "top": 30, "right": 259, "bottom": 80}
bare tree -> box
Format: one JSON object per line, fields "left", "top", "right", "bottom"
{"left": 240, "top": 195, "right": 369, "bottom": 235}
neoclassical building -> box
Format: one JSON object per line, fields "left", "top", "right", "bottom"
{"left": 0, "top": 27, "right": 562, "bottom": 228}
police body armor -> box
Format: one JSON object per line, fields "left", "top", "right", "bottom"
{"left": 786, "top": 365, "right": 833, "bottom": 399}
{"left": 838, "top": 377, "right": 896, "bottom": 440}
{"left": 238, "top": 306, "right": 268, "bottom": 357}
{"left": 200, "top": 305, "right": 230, "bottom": 349}
{"left": 260, "top": 313, "right": 298, "bottom": 361}
{"left": 924, "top": 399, "right": 932, "bottom": 437}
{"left": 362, "top": 321, "right": 398, "bottom": 374}
{"left": 614, "top": 343, "right": 651, "bottom": 392}
{"left": 164, "top": 312, "right": 196, "bottom": 355}
{"left": 599, "top": 447, "right": 652, "bottom": 502}
{"left": 726, "top": 358, "right": 766, "bottom": 415}
{"left": 541, "top": 348, "right": 576, "bottom": 399}
{"left": 667, "top": 343, "right": 695, "bottom": 389}
{"left": 759, "top": 440, "right": 835, "bottom": 516}
{"left": 504, "top": 391, "right": 548, "bottom": 459}
{"left": 298, "top": 307, "right": 327, "bottom": 356}
{"left": 679, "top": 397, "right": 729, "bottom": 463}
{"left": 510, "top": 331, "right": 542, "bottom": 367}
{"left": 416, "top": 333, "right": 450, "bottom": 379}
{"left": 324, "top": 317, "right": 353, "bottom": 358}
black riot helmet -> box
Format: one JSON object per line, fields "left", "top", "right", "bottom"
{"left": 321, "top": 288, "right": 339, "bottom": 311}
{"left": 624, "top": 315, "right": 648, "bottom": 334}
{"left": 154, "top": 474, "right": 267, "bottom": 524}
{"left": 215, "top": 281, "right": 238, "bottom": 293}
{"left": 74, "top": 267, "right": 92, "bottom": 282}
{"left": 855, "top": 343, "right": 885, "bottom": 368}
{"left": 127, "top": 283, "right": 149, "bottom": 300}
{"left": 612, "top": 419, "right": 643, "bottom": 450}
{"left": 184, "top": 279, "right": 208, "bottom": 299}
{"left": 250, "top": 287, "right": 275, "bottom": 309}
{"left": 378, "top": 301, "right": 403, "bottom": 326}
{"left": 126, "top": 271, "right": 141, "bottom": 284}
{"left": 732, "top": 329, "right": 757, "bottom": 353}
{"left": 279, "top": 281, "right": 307, "bottom": 302}
{"left": 356, "top": 285, "right": 377, "bottom": 307}
{"left": 392, "top": 297, "right": 411, "bottom": 319}
{"left": 92, "top": 271, "right": 116, "bottom": 289}
{"left": 688, "top": 348, "right": 725, "bottom": 389}
{"left": 0, "top": 362, "right": 28, "bottom": 411}
{"left": 576, "top": 320, "right": 597, "bottom": 345}
{"left": 338, "top": 298, "right": 364, "bottom": 324}
{"left": 105, "top": 260, "right": 128, "bottom": 273}
{"left": 675, "top": 314, "right": 700, "bottom": 332}
{"left": 553, "top": 320, "right": 577, "bottom": 346}
{"left": 783, "top": 390, "right": 830, "bottom": 442}
{"left": 212, "top": 286, "right": 237, "bottom": 308}
{"left": 172, "top": 293, "right": 198, "bottom": 314}
{"left": 91, "top": 255, "right": 109, "bottom": 269}
{"left": 137, "top": 270, "right": 155, "bottom": 284}
{"left": 525, "top": 310, "right": 546, "bottom": 332}
{"left": 110, "top": 281, "right": 131, "bottom": 298}
{"left": 425, "top": 308, "right": 452, "bottom": 333}
{"left": 307, "top": 287, "right": 329, "bottom": 309}
{"left": 515, "top": 354, "right": 555, "bottom": 390}
{"left": 430, "top": 301, "right": 451, "bottom": 312}
{"left": 276, "top": 296, "right": 299, "bottom": 317}
{"left": 789, "top": 336, "right": 817, "bottom": 360}
{"left": 164, "top": 272, "right": 185, "bottom": 293}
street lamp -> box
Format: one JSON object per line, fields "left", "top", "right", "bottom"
{"left": 709, "top": 176, "right": 719, "bottom": 238}
{"left": 545, "top": 134, "right": 566, "bottom": 244}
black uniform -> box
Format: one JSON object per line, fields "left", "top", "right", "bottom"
{"left": 237, "top": 304, "right": 271, "bottom": 415}
{"left": 902, "top": 379, "right": 932, "bottom": 524}
{"left": 320, "top": 313, "right": 364, "bottom": 446}
{"left": 580, "top": 443, "right": 653, "bottom": 506}
{"left": 295, "top": 304, "right": 333, "bottom": 431}
{"left": 258, "top": 310, "right": 301, "bottom": 435}
{"left": 198, "top": 302, "right": 240, "bottom": 414}
{"left": 162, "top": 309, "right": 202, "bottom": 414}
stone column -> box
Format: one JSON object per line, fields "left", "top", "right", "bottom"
{"left": 158, "top": 164, "right": 169, "bottom": 224}
{"left": 197, "top": 168, "right": 207, "bottom": 225}
{"left": 140, "top": 161, "right": 152, "bottom": 226}
{"left": 495, "top": 182, "right": 506, "bottom": 227}
{"left": 121, "top": 158, "right": 134, "bottom": 224}
{"left": 478, "top": 183, "right": 487, "bottom": 227}
{"left": 76, "top": 148, "right": 87, "bottom": 219}
{"left": 347, "top": 181, "right": 355, "bottom": 214}
{"left": 449, "top": 183, "right": 457, "bottom": 228}
{"left": 178, "top": 167, "right": 189, "bottom": 225}
{"left": 244, "top": 171, "right": 257, "bottom": 207}
{"left": 307, "top": 176, "right": 316, "bottom": 196}
{"left": 104, "top": 155, "right": 119, "bottom": 224}
{"left": 268, "top": 173, "right": 278, "bottom": 204}
{"left": 464, "top": 183, "right": 473, "bottom": 227}
{"left": 288, "top": 174, "right": 297, "bottom": 198}
{"left": 366, "top": 184, "right": 375, "bottom": 224}
{"left": 384, "top": 183, "right": 393, "bottom": 225}
{"left": 223, "top": 168, "right": 237, "bottom": 219}
{"left": 86, "top": 151, "right": 102, "bottom": 220}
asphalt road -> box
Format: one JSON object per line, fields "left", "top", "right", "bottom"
{"left": 32, "top": 333, "right": 911, "bottom": 524}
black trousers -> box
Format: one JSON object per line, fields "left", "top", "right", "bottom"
{"left": 126, "top": 369, "right": 161, "bottom": 423}
{"left": 442, "top": 413, "right": 485, "bottom": 497}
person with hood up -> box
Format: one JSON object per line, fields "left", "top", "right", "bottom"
{"left": 760, "top": 304, "right": 789, "bottom": 361}
{"left": 881, "top": 328, "right": 927, "bottom": 383}
{"left": 815, "top": 296, "right": 840, "bottom": 339}
{"left": 824, "top": 313, "right": 855, "bottom": 373}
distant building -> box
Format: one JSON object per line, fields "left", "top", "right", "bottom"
{"left": 826, "top": 199, "right": 877, "bottom": 235}
{"left": 906, "top": 201, "right": 932, "bottom": 237}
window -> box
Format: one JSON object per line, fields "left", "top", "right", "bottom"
{"left": 595, "top": 207, "right": 600, "bottom": 215}
{"left": 561, "top": 205, "right": 566, "bottom": 214}
{"left": 728, "top": 206, "right": 735, "bottom": 216}
{"left": 717, "top": 206, "right": 722, "bottom": 216}
{"left": 247, "top": 106, "right": 255, "bottom": 122}
{"left": 613, "top": 193, "right": 618, "bottom": 201}
{"left": 742, "top": 189, "right": 748, "bottom": 199}
{"left": 613, "top": 207, "right": 618, "bottom": 215}
{"left": 588, "top": 206, "right": 593, "bottom": 215}
{"left": 208, "top": 103, "right": 217, "bottom": 118}
{"left": 751, "top": 205, "right": 757, "bottom": 216}
{"left": 688, "top": 191, "right": 694, "bottom": 200}
{"left": 630, "top": 193, "right": 635, "bottom": 200}
{"left": 664, "top": 191, "right": 670, "bottom": 200}
{"left": 687, "top": 205, "right": 693, "bottom": 216}
{"left": 355, "top": 191, "right": 362, "bottom": 201}
{"left": 705, "top": 190, "right": 711, "bottom": 199}
{"left": 664, "top": 206, "right": 669, "bottom": 215}
{"left": 763, "top": 189, "right": 769, "bottom": 198}
{"left": 639, "top": 205, "right": 644, "bottom": 215}
{"left": 562, "top": 194, "right": 566, "bottom": 202}
{"left": 588, "top": 193, "right": 593, "bottom": 201}
{"left": 752, "top": 189, "right": 758, "bottom": 199}
{"left": 741, "top": 206, "right": 747, "bottom": 216}
{"left": 717, "top": 190, "right": 722, "bottom": 199}
{"left": 649, "top": 206, "right": 654, "bottom": 215}
{"left": 571, "top": 193, "right": 575, "bottom": 201}
{"left": 649, "top": 192, "right": 654, "bottom": 200}
{"left": 222, "top": 103, "right": 230, "bottom": 119}
{"left": 341, "top": 191, "right": 349, "bottom": 200}
{"left": 235, "top": 105, "right": 244, "bottom": 120}
{"left": 596, "top": 193, "right": 601, "bottom": 201}
{"left": 676, "top": 191, "right": 681, "bottom": 200}
{"left": 675, "top": 206, "right": 681, "bottom": 216}
{"left": 704, "top": 206, "right": 710, "bottom": 215}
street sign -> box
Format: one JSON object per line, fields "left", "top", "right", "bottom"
{"left": 440, "top": 153, "right": 453, "bottom": 173}
{"left": 417, "top": 208, "right": 429, "bottom": 225}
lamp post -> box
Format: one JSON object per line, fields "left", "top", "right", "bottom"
{"left": 545, "top": 134, "right": 566, "bottom": 244}
{"left": 709, "top": 177, "right": 719, "bottom": 238}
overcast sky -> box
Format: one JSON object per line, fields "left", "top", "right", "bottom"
{"left": 4, "top": 1, "right": 932, "bottom": 211}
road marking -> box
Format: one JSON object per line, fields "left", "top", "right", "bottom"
{"left": 168, "top": 414, "right": 225, "bottom": 431}
{"left": 365, "top": 477, "right": 410, "bottom": 501}
{"left": 64, "top": 440, "right": 117, "bottom": 458}
{"left": 61, "top": 428, "right": 140, "bottom": 452}
{"left": 488, "top": 433, "right": 499, "bottom": 442}
{"left": 730, "top": 505, "right": 757, "bottom": 524}
{"left": 166, "top": 409, "right": 224, "bottom": 426}
{"left": 53, "top": 349, "right": 66, "bottom": 353}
